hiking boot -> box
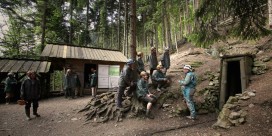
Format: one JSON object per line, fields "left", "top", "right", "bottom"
{"left": 34, "top": 113, "right": 41, "bottom": 117}
{"left": 33, "top": 108, "right": 41, "bottom": 117}
{"left": 145, "top": 110, "right": 154, "bottom": 119}
{"left": 26, "top": 117, "right": 31, "bottom": 121}
{"left": 186, "top": 116, "right": 196, "bottom": 120}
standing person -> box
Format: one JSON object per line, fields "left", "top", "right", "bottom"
{"left": 137, "top": 52, "right": 145, "bottom": 73}
{"left": 4, "top": 72, "right": 17, "bottom": 104}
{"left": 149, "top": 47, "right": 158, "bottom": 77}
{"left": 116, "top": 59, "right": 137, "bottom": 108}
{"left": 89, "top": 68, "right": 98, "bottom": 97}
{"left": 64, "top": 69, "right": 75, "bottom": 99}
{"left": 20, "top": 71, "right": 41, "bottom": 120}
{"left": 161, "top": 48, "right": 170, "bottom": 75}
{"left": 74, "top": 72, "right": 82, "bottom": 97}
{"left": 152, "top": 65, "right": 170, "bottom": 92}
{"left": 136, "top": 71, "right": 157, "bottom": 119}
{"left": 178, "top": 65, "right": 197, "bottom": 120}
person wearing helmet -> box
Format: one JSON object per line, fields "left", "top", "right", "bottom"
{"left": 20, "top": 71, "right": 41, "bottom": 120}
{"left": 137, "top": 52, "right": 145, "bottom": 73}
{"left": 151, "top": 64, "right": 170, "bottom": 92}
{"left": 148, "top": 47, "right": 158, "bottom": 76}
{"left": 178, "top": 65, "right": 197, "bottom": 120}
{"left": 4, "top": 72, "right": 17, "bottom": 104}
{"left": 161, "top": 48, "right": 170, "bottom": 75}
{"left": 136, "top": 71, "right": 156, "bottom": 119}
{"left": 116, "top": 59, "right": 138, "bottom": 108}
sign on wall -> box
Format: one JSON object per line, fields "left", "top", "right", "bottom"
{"left": 98, "top": 65, "right": 120, "bottom": 88}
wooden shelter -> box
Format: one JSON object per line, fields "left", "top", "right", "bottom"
{"left": 0, "top": 58, "right": 51, "bottom": 102}
{"left": 219, "top": 54, "right": 253, "bottom": 109}
{"left": 40, "top": 44, "right": 127, "bottom": 94}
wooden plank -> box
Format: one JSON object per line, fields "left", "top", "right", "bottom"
{"left": 19, "top": 61, "right": 33, "bottom": 72}
{"left": 78, "top": 47, "right": 84, "bottom": 59}
{"left": 57, "top": 45, "right": 64, "bottom": 58}
{"left": 99, "top": 49, "right": 106, "bottom": 60}
{"left": 37, "top": 61, "right": 48, "bottom": 73}
{"left": 66, "top": 46, "right": 71, "bottom": 58}
{"left": 29, "top": 61, "right": 41, "bottom": 72}
{"left": 93, "top": 49, "right": 101, "bottom": 60}
{"left": 1, "top": 60, "right": 17, "bottom": 72}
{"left": 74, "top": 46, "right": 79, "bottom": 59}
{"left": 87, "top": 48, "right": 95, "bottom": 60}
{"left": 50, "top": 45, "right": 59, "bottom": 57}
{"left": 71, "top": 46, "right": 75, "bottom": 58}
{"left": 81, "top": 48, "right": 88, "bottom": 59}
{"left": 63, "top": 46, "right": 67, "bottom": 58}
{"left": 10, "top": 60, "right": 25, "bottom": 72}
{"left": 102, "top": 50, "right": 110, "bottom": 61}
{"left": 41, "top": 44, "right": 53, "bottom": 57}
{"left": 0, "top": 59, "right": 9, "bottom": 71}
{"left": 45, "top": 62, "right": 51, "bottom": 73}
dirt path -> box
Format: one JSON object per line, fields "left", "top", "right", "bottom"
{"left": 0, "top": 96, "right": 222, "bottom": 136}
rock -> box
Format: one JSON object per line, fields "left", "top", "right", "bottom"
{"left": 239, "top": 96, "right": 250, "bottom": 100}
{"left": 253, "top": 61, "right": 264, "bottom": 67}
{"left": 209, "top": 82, "right": 214, "bottom": 86}
{"left": 240, "top": 110, "right": 248, "bottom": 118}
{"left": 198, "top": 109, "right": 209, "bottom": 114}
{"left": 238, "top": 118, "right": 246, "bottom": 124}
{"left": 71, "top": 118, "right": 78, "bottom": 121}
{"left": 247, "top": 92, "right": 256, "bottom": 97}
{"left": 229, "top": 112, "right": 240, "bottom": 120}
{"left": 163, "top": 104, "right": 171, "bottom": 108}
{"left": 248, "top": 103, "right": 254, "bottom": 108}
{"left": 223, "top": 104, "right": 237, "bottom": 109}
{"left": 227, "top": 96, "right": 239, "bottom": 104}
{"left": 262, "top": 56, "right": 271, "bottom": 62}
{"left": 212, "top": 120, "right": 231, "bottom": 129}
{"left": 229, "top": 119, "right": 239, "bottom": 126}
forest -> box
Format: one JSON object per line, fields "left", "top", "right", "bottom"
{"left": 0, "top": 0, "right": 270, "bottom": 59}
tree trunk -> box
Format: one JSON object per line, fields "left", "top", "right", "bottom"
{"left": 130, "top": 0, "right": 136, "bottom": 60}
{"left": 165, "top": 2, "right": 172, "bottom": 50}
{"left": 69, "top": 0, "right": 74, "bottom": 44}
{"left": 118, "top": 0, "right": 121, "bottom": 50}
{"left": 85, "top": 0, "right": 90, "bottom": 46}
{"left": 41, "top": 0, "right": 48, "bottom": 51}
{"left": 162, "top": 1, "right": 166, "bottom": 49}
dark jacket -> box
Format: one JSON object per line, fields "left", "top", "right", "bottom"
{"left": 4, "top": 77, "right": 17, "bottom": 93}
{"left": 149, "top": 52, "right": 158, "bottom": 69}
{"left": 89, "top": 72, "right": 98, "bottom": 87}
{"left": 136, "top": 78, "right": 149, "bottom": 98}
{"left": 137, "top": 57, "right": 145, "bottom": 72}
{"left": 152, "top": 70, "right": 166, "bottom": 83}
{"left": 64, "top": 74, "right": 76, "bottom": 89}
{"left": 118, "top": 66, "right": 138, "bottom": 87}
{"left": 161, "top": 51, "right": 170, "bottom": 69}
{"left": 20, "top": 77, "right": 41, "bottom": 100}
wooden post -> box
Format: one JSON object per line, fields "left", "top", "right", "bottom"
{"left": 268, "top": 0, "right": 272, "bottom": 29}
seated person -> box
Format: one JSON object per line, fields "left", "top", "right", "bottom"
{"left": 136, "top": 71, "right": 157, "bottom": 119}
{"left": 151, "top": 65, "right": 170, "bottom": 92}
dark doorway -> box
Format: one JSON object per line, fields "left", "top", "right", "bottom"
{"left": 225, "top": 61, "right": 242, "bottom": 102}
{"left": 84, "top": 64, "right": 97, "bottom": 88}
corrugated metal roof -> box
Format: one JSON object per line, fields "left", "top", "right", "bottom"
{"left": 0, "top": 59, "right": 51, "bottom": 73}
{"left": 41, "top": 44, "right": 128, "bottom": 62}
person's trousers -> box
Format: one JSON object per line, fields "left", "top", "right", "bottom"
{"left": 25, "top": 99, "right": 39, "bottom": 115}
{"left": 116, "top": 86, "right": 126, "bottom": 107}
{"left": 182, "top": 88, "right": 196, "bottom": 118}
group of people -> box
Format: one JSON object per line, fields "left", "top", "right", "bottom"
{"left": 3, "top": 71, "right": 42, "bottom": 120}
{"left": 64, "top": 68, "right": 97, "bottom": 99}
{"left": 117, "top": 46, "right": 197, "bottom": 120}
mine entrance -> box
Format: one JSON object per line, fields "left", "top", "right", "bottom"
{"left": 219, "top": 55, "right": 253, "bottom": 109}
{"left": 226, "top": 61, "right": 242, "bottom": 101}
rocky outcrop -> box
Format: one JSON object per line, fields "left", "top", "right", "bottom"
{"left": 212, "top": 90, "right": 256, "bottom": 129}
